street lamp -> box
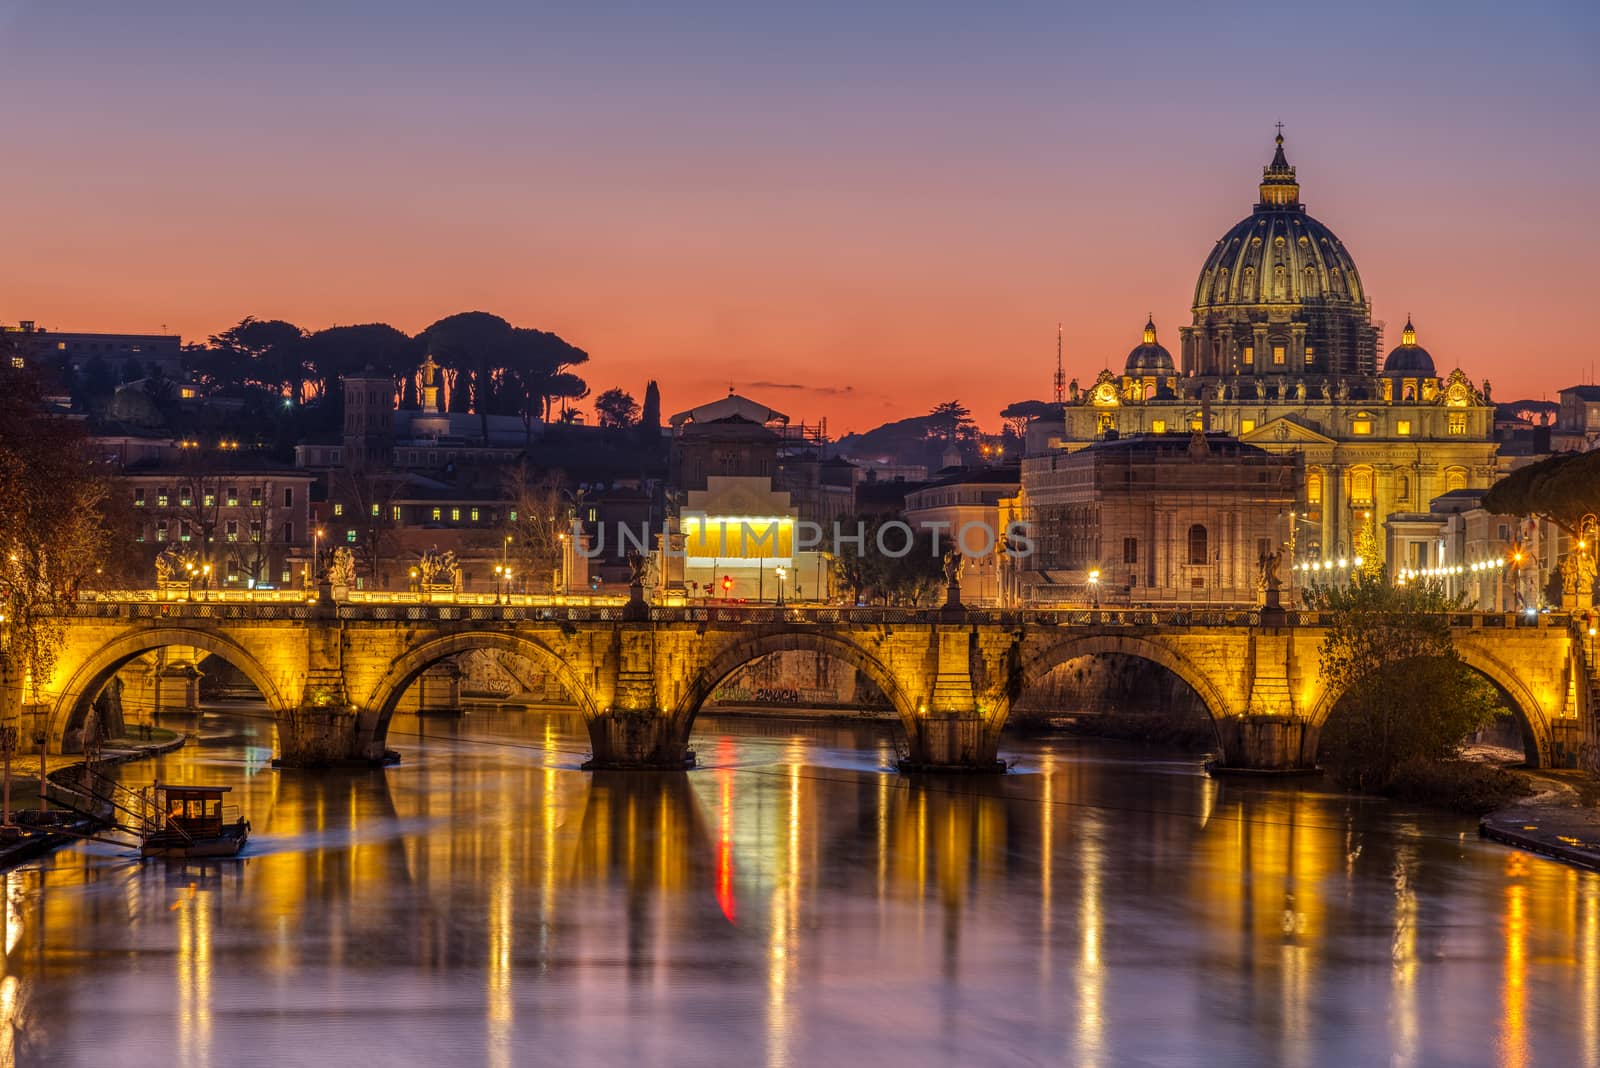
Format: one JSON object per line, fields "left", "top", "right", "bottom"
{"left": 313, "top": 527, "right": 324, "bottom": 583}
{"left": 1087, "top": 568, "right": 1101, "bottom": 608}
{"left": 202, "top": 563, "right": 211, "bottom": 601}
{"left": 493, "top": 564, "right": 505, "bottom": 604}
{"left": 775, "top": 565, "right": 787, "bottom": 607}
{"left": 185, "top": 562, "right": 196, "bottom": 601}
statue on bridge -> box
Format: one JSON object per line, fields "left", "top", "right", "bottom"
{"left": 416, "top": 548, "right": 461, "bottom": 594}
{"left": 1258, "top": 548, "right": 1283, "bottom": 592}
{"left": 322, "top": 546, "right": 357, "bottom": 590}
{"left": 154, "top": 545, "right": 198, "bottom": 592}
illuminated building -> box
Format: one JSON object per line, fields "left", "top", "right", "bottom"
{"left": 1025, "top": 132, "right": 1499, "bottom": 568}
{"left": 661, "top": 392, "right": 832, "bottom": 602}
{"left": 1017, "top": 433, "right": 1297, "bottom": 605}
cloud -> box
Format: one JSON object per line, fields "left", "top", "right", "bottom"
{"left": 748, "top": 381, "right": 855, "bottom": 396}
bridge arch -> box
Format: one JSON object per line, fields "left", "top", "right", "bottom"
{"left": 1307, "top": 642, "right": 1554, "bottom": 767}
{"left": 50, "top": 627, "right": 291, "bottom": 751}
{"left": 360, "top": 631, "right": 599, "bottom": 747}
{"left": 672, "top": 629, "right": 918, "bottom": 734}
{"left": 1012, "top": 633, "right": 1233, "bottom": 727}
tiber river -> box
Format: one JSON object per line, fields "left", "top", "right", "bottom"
{"left": 0, "top": 705, "right": 1595, "bottom": 1067}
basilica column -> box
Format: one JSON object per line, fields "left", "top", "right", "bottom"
{"left": 1322, "top": 462, "right": 1343, "bottom": 560}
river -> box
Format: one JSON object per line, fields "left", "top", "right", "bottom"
{"left": 0, "top": 705, "right": 1595, "bottom": 1067}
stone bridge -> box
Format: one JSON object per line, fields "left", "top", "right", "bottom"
{"left": 10, "top": 599, "right": 1593, "bottom": 773}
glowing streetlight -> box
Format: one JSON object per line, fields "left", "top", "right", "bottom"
{"left": 1087, "top": 568, "right": 1101, "bottom": 609}
{"left": 775, "top": 565, "right": 787, "bottom": 607}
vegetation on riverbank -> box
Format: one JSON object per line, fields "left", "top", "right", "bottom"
{"left": 1381, "top": 757, "right": 1533, "bottom": 816}
{"left": 1310, "top": 576, "right": 1508, "bottom": 809}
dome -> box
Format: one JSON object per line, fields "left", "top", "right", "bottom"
{"left": 1124, "top": 316, "right": 1174, "bottom": 374}
{"left": 1382, "top": 317, "right": 1436, "bottom": 375}
{"left": 1186, "top": 131, "right": 1379, "bottom": 377}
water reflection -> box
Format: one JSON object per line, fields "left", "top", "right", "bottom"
{"left": 0, "top": 708, "right": 1591, "bottom": 1065}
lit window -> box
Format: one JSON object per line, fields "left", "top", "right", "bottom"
{"left": 1352, "top": 420, "right": 1371, "bottom": 435}
{"left": 391, "top": 505, "right": 401, "bottom": 521}
{"left": 156, "top": 487, "right": 169, "bottom": 507}
{"left": 1242, "top": 346, "right": 1254, "bottom": 366}
{"left": 470, "top": 508, "right": 479, "bottom": 522}
{"left": 1307, "top": 471, "right": 1323, "bottom": 504}
{"left": 204, "top": 492, "right": 215, "bottom": 507}
{"left": 431, "top": 507, "right": 442, "bottom": 521}
{"left": 179, "top": 522, "right": 190, "bottom": 543}
{"left": 332, "top": 503, "right": 343, "bottom": 517}
{"left": 509, "top": 510, "right": 519, "bottom": 523}
{"left": 346, "top": 529, "right": 357, "bottom": 543}
{"left": 250, "top": 487, "right": 263, "bottom": 506}
{"left": 1239, "top": 419, "right": 1255, "bottom": 435}
{"left": 226, "top": 520, "right": 238, "bottom": 543}
{"left": 156, "top": 522, "right": 168, "bottom": 543}
{"left": 250, "top": 522, "right": 262, "bottom": 542}
{"left": 1304, "top": 346, "right": 1314, "bottom": 365}
{"left": 1448, "top": 413, "right": 1466, "bottom": 436}
{"left": 1151, "top": 419, "right": 1166, "bottom": 434}
{"left": 451, "top": 508, "right": 461, "bottom": 521}
{"left": 226, "top": 487, "right": 238, "bottom": 507}
{"left": 8, "top": 357, "right": 21, "bottom": 369}
{"left": 1446, "top": 468, "right": 1467, "bottom": 492}
{"left": 1272, "top": 345, "right": 1285, "bottom": 365}
{"left": 1396, "top": 420, "right": 1411, "bottom": 436}
{"left": 371, "top": 503, "right": 380, "bottom": 517}
{"left": 1189, "top": 418, "right": 1202, "bottom": 431}
{"left": 179, "top": 489, "right": 192, "bottom": 507}
{"left": 1351, "top": 467, "right": 1373, "bottom": 502}
{"left": 133, "top": 489, "right": 145, "bottom": 507}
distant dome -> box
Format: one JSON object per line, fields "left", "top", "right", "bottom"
{"left": 1124, "top": 317, "right": 1175, "bottom": 375}
{"left": 1188, "top": 131, "right": 1378, "bottom": 376}
{"left": 1382, "top": 317, "right": 1436, "bottom": 375}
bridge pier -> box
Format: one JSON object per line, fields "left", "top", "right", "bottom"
{"left": 1211, "top": 716, "right": 1317, "bottom": 773}
{"left": 899, "top": 714, "right": 1005, "bottom": 774}
{"left": 581, "top": 711, "right": 695, "bottom": 770}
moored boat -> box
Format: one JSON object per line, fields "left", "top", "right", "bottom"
{"left": 139, "top": 784, "right": 249, "bottom": 858}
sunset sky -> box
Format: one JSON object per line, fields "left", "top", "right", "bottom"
{"left": 1, "top": 2, "right": 1595, "bottom": 432}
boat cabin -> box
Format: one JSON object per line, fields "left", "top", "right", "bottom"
{"left": 161, "top": 785, "right": 233, "bottom": 839}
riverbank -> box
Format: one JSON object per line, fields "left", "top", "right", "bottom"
{"left": 0, "top": 729, "right": 187, "bottom": 871}
{"left": 1480, "top": 765, "right": 1600, "bottom": 872}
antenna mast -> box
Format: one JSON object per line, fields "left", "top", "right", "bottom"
{"left": 1053, "top": 323, "right": 1065, "bottom": 405}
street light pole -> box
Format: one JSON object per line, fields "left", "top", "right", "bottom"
{"left": 775, "top": 566, "right": 786, "bottom": 607}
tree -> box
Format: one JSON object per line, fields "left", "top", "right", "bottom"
{"left": 594, "top": 388, "right": 640, "bottom": 429}
{"left": 638, "top": 380, "right": 662, "bottom": 448}
{"left": 500, "top": 464, "right": 569, "bottom": 593}
{"left": 0, "top": 368, "right": 112, "bottom": 720}
{"left": 1484, "top": 450, "right": 1600, "bottom": 535}
{"left": 208, "top": 317, "right": 307, "bottom": 396}
{"left": 830, "top": 515, "right": 945, "bottom": 606}
{"left": 328, "top": 467, "right": 406, "bottom": 588}
{"left": 1308, "top": 576, "right": 1502, "bottom": 789}
{"left": 926, "top": 401, "right": 978, "bottom": 447}
{"left": 1000, "top": 399, "right": 1055, "bottom": 441}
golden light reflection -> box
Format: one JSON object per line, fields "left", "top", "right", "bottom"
{"left": 1076, "top": 807, "right": 1104, "bottom": 1068}
{"left": 175, "top": 883, "right": 212, "bottom": 1068}
{"left": 1390, "top": 842, "right": 1418, "bottom": 1067}
{"left": 1583, "top": 879, "right": 1598, "bottom": 1068}
{"left": 1502, "top": 869, "right": 1528, "bottom": 1068}
{"left": 765, "top": 755, "right": 803, "bottom": 1068}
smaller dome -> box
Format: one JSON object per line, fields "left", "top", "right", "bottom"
{"left": 1125, "top": 316, "right": 1175, "bottom": 375}
{"left": 1382, "top": 316, "right": 1436, "bottom": 375}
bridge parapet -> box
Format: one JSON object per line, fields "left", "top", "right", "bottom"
{"left": 19, "top": 599, "right": 1587, "bottom": 774}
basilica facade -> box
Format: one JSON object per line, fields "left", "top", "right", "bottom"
{"left": 1022, "top": 133, "right": 1498, "bottom": 571}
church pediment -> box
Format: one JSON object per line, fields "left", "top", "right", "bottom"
{"left": 1240, "top": 416, "right": 1337, "bottom": 446}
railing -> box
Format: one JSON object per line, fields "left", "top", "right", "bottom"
{"left": 46, "top": 597, "right": 1579, "bottom": 630}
